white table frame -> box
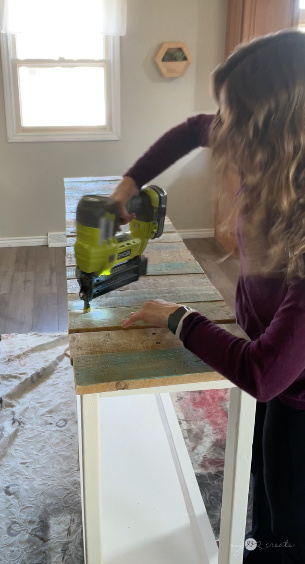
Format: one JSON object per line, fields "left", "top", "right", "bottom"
{"left": 77, "top": 380, "right": 256, "bottom": 564}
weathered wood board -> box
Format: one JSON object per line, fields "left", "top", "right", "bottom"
{"left": 69, "top": 323, "right": 246, "bottom": 358}
{"left": 68, "top": 301, "right": 235, "bottom": 333}
{"left": 73, "top": 347, "right": 224, "bottom": 394}
{"left": 64, "top": 178, "right": 241, "bottom": 395}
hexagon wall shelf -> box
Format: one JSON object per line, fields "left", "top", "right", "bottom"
{"left": 155, "top": 42, "right": 192, "bottom": 78}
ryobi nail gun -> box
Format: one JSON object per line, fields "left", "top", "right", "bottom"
{"left": 74, "top": 185, "right": 167, "bottom": 312}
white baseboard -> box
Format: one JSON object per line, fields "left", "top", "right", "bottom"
{"left": 178, "top": 228, "right": 214, "bottom": 239}
{"left": 0, "top": 232, "right": 66, "bottom": 247}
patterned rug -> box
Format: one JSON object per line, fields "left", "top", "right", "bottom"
{"left": 0, "top": 333, "right": 251, "bottom": 563}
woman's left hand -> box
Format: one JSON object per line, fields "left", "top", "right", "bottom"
{"left": 121, "top": 299, "right": 180, "bottom": 329}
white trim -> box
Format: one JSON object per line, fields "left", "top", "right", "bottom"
{"left": 0, "top": 236, "right": 47, "bottom": 247}
{"left": 0, "top": 232, "right": 66, "bottom": 247}
{"left": 0, "top": 34, "right": 121, "bottom": 142}
{"left": 179, "top": 228, "right": 215, "bottom": 239}
{"left": 47, "top": 232, "right": 67, "bottom": 247}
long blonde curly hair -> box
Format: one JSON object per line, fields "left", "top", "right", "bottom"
{"left": 209, "top": 30, "right": 305, "bottom": 281}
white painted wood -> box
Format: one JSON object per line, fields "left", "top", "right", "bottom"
{"left": 0, "top": 235, "right": 48, "bottom": 246}
{"left": 47, "top": 232, "right": 67, "bottom": 247}
{"left": 179, "top": 229, "right": 215, "bottom": 239}
{"left": 1, "top": 34, "right": 120, "bottom": 142}
{"left": 158, "top": 393, "right": 218, "bottom": 564}
{"left": 99, "top": 393, "right": 216, "bottom": 564}
{"left": 98, "top": 379, "right": 235, "bottom": 399}
{"left": 77, "top": 394, "right": 103, "bottom": 564}
{"left": 218, "top": 388, "right": 256, "bottom": 564}
{"left": 0, "top": 232, "right": 66, "bottom": 246}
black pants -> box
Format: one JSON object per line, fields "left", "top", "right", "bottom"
{"left": 243, "top": 398, "right": 305, "bottom": 564}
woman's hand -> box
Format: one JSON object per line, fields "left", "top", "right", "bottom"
{"left": 111, "top": 176, "right": 139, "bottom": 224}
{"left": 121, "top": 299, "right": 181, "bottom": 329}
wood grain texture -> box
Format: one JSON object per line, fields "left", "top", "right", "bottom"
{"left": 0, "top": 247, "right": 68, "bottom": 333}
{"left": 0, "top": 294, "right": 10, "bottom": 333}
{"left": 55, "top": 248, "right": 68, "bottom": 331}
{"left": 0, "top": 248, "right": 18, "bottom": 294}
{"left": 35, "top": 247, "right": 57, "bottom": 294}
{"left": 66, "top": 259, "right": 203, "bottom": 279}
{"left": 66, "top": 246, "right": 197, "bottom": 269}
{"left": 15, "top": 247, "right": 37, "bottom": 271}
{"left": 67, "top": 273, "right": 211, "bottom": 295}
{"left": 68, "top": 301, "right": 235, "bottom": 333}
{"left": 69, "top": 323, "right": 244, "bottom": 358}
{"left": 32, "top": 293, "right": 59, "bottom": 332}
{"left": 64, "top": 179, "right": 244, "bottom": 397}
{"left": 185, "top": 238, "right": 240, "bottom": 313}
{"left": 66, "top": 232, "right": 183, "bottom": 247}
{"left": 5, "top": 271, "right": 35, "bottom": 333}
{"left": 68, "top": 285, "right": 223, "bottom": 309}
{"left": 73, "top": 347, "right": 226, "bottom": 395}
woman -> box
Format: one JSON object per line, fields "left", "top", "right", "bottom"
{"left": 113, "top": 30, "right": 305, "bottom": 563}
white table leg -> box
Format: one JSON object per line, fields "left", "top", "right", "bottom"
{"left": 218, "top": 388, "right": 256, "bottom": 564}
{"left": 77, "top": 394, "right": 103, "bottom": 564}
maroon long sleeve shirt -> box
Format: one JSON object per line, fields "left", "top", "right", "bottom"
{"left": 125, "top": 114, "right": 305, "bottom": 409}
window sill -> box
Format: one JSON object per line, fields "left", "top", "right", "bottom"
{"left": 7, "top": 129, "right": 120, "bottom": 142}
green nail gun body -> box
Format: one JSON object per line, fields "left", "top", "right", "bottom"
{"left": 74, "top": 185, "right": 167, "bottom": 312}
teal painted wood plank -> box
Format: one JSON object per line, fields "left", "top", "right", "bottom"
{"left": 146, "top": 241, "right": 185, "bottom": 252}
{"left": 66, "top": 260, "right": 202, "bottom": 280}
{"left": 68, "top": 301, "right": 235, "bottom": 332}
{"left": 65, "top": 221, "right": 176, "bottom": 236}
{"left": 147, "top": 261, "right": 202, "bottom": 274}
{"left": 74, "top": 347, "right": 214, "bottom": 390}
{"left": 68, "top": 273, "right": 213, "bottom": 296}
{"left": 66, "top": 231, "right": 182, "bottom": 247}
{"left": 68, "top": 283, "right": 223, "bottom": 309}
{"left": 65, "top": 243, "right": 196, "bottom": 267}
{"left": 68, "top": 273, "right": 208, "bottom": 294}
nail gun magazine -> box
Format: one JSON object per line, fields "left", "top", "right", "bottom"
{"left": 74, "top": 185, "right": 167, "bottom": 312}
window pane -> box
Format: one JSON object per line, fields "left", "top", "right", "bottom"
{"left": 16, "top": 33, "right": 105, "bottom": 60}
{"left": 18, "top": 66, "right": 106, "bottom": 127}
{"left": 301, "top": 0, "right": 305, "bottom": 8}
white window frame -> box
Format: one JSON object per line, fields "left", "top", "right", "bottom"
{"left": 0, "top": 33, "right": 120, "bottom": 142}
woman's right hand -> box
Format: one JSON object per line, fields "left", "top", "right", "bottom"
{"left": 111, "top": 176, "right": 139, "bottom": 224}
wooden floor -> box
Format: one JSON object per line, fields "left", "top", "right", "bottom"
{"left": 185, "top": 238, "right": 240, "bottom": 314}
{"left": 0, "top": 239, "right": 239, "bottom": 334}
{"left": 0, "top": 246, "right": 68, "bottom": 334}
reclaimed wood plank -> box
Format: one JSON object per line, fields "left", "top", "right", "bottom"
{"left": 68, "top": 301, "right": 235, "bottom": 333}
{"left": 69, "top": 322, "right": 243, "bottom": 358}
{"left": 68, "top": 282, "right": 223, "bottom": 309}
{"left": 65, "top": 241, "right": 196, "bottom": 267}
{"left": 66, "top": 231, "right": 183, "bottom": 247}
{"left": 67, "top": 247, "right": 186, "bottom": 267}
{"left": 67, "top": 273, "right": 210, "bottom": 295}
{"left": 65, "top": 218, "right": 176, "bottom": 235}
{"left": 66, "top": 259, "right": 203, "bottom": 279}
{"left": 73, "top": 347, "right": 225, "bottom": 395}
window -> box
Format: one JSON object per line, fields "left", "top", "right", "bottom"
{"left": 0, "top": 0, "right": 126, "bottom": 142}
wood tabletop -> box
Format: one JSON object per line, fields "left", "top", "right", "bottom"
{"left": 65, "top": 178, "right": 243, "bottom": 395}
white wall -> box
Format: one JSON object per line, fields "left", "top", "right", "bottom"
{"left": 0, "top": 0, "right": 227, "bottom": 240}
